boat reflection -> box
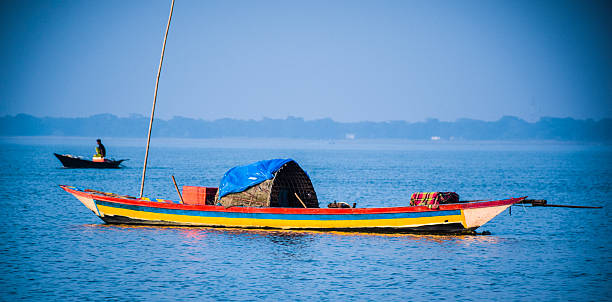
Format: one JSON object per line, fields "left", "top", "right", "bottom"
{"left": 80, "top": 223, "right": 503, "bottom": 245}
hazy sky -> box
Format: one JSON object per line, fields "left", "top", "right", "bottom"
{"left": 1, "top": 0, "right": 611, "bottom": 122}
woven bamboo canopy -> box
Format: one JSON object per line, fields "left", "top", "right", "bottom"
{"left": 217, "top": 160, "right": 319, "bottom": 208}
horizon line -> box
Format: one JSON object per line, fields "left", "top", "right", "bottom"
{"left": 2, "top": 113, "right": 611, "bottom": 124}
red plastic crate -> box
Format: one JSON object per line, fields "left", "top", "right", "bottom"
{"left": 182, "top": 186, "right": 218, "bottom": 205}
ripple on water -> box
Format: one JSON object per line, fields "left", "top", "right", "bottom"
{"left": 0, "top": 139, "right": 610, "bottom": 301}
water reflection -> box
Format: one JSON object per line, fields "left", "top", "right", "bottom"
{"left": 78, "top": 223, "right": 504, "bottom": 246}
{"left": 79, "top": 223, "right": 313, "bottom": 245}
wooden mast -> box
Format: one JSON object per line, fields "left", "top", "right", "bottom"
{"left": 140, "top": 0, "right": 175, "bottom": 198}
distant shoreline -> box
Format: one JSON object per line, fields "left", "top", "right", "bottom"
{"left": 1, "top": 114, "right": 610, "bottom": 142}
{"left": 2, "top": 136, "right": 610, "bottom": 153}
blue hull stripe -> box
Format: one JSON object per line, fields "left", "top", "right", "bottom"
{"left": 95, "top": 200, "right": 461, "bottom": 221}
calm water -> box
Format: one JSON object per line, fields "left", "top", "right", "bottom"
{"left": 0, "top": 137, "right": 610, "bottom": 301}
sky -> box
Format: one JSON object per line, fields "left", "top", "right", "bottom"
{"left": 1, "top": 0, "right": 611, "bottom": 122}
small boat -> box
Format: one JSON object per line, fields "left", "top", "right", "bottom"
{"left": 59, "top": 184, "right": 523, "bottom": 234}
{"left": 54, "top": 153, "right": 126, "bottom": 169}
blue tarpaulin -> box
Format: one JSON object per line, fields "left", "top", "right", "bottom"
{"left": 218, "top": 158, "right": 294, "bottom": 198}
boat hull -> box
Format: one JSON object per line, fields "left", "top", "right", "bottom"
{"left": 54, "top": 153, "right": 124, "bottom": 168}
{"left": 60, "top": 185, "right": 524, "bottom": 234}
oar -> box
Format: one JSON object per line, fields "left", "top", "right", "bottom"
{"left": 514, "top": 199, "right": 602, "bottom": 209}
{"left": 294, "top": 193, "right": 307, "bottom": 208}
{"left": 517, "top": 199, "right": 547, "bottom": 205}
{"left": 171, "top": 175, "right": 184, "bottom": 204}
{"left": 531, "top": 204, "right": 603, "bottom": 209}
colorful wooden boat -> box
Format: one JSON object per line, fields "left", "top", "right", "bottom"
{"left": 58, "top": 4, "right": 527, "bottom": 235}
{"left": 54, "top": 153, "right": 126, "bottom": 169}
{"left": 60, "top": 185, "right": 524, "bottom": 234}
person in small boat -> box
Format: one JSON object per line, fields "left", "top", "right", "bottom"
{"left": 95, "top": 139, "right": 106, "bottom": 158}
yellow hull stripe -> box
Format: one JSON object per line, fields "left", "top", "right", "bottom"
{"left": 97, "top": 205, "right": 466, "bottom": 229}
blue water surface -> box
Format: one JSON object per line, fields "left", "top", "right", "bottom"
{"left": 0, "top": 137, "right": 610, "bottom": 301}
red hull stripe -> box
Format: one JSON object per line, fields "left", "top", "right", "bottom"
{"left": 94, "top": 199, "right": 462, "bottom": 220}
{"left": 60, "top": 185, "right": 524, "bottom": 215}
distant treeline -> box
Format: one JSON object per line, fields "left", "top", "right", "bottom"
{"left": 1, "top": 113, "right": 611, "bottom": 141}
